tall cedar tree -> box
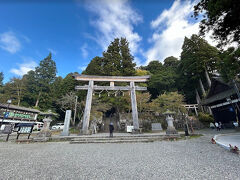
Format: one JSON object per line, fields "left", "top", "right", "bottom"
{"left": 180, "top": 34, "right": 219, "bottom": 80}
{"left": 0, "top": 72, "right": 3, "bottom": 86}
{"left": 194, "top": 0, "right": 240, "bottom": 47}
{"left": 34, "top": 53, "right": 57, "bottom": 107}
{"left": 85, "top": 38, "right": 136, "bottom": 76}
{"left": 178, "top": 34, "right": 220, "bottom": 103}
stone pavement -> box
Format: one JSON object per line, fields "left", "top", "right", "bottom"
{"left": 214, "top": 133, "right": 240, "bottom": 150}
{"left": 0, "top": 132, "right": 240, "bottom": 180}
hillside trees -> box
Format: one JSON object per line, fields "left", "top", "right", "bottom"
{"left": 217, "top": 47, "right": 240, "bottom": 82}
{"left": 143, "top": 58, "right": 179, "bottom": 99}
{"left": 194, "top": 0, "right": 240, "bottom": 47}
{"left": 178, "top": 34, "right": 220, "bottom": 102}
{"left": 151, "top": 92, "right": 186, "bottom": 114}
{"left": 84, "top": 37, "right": 136, "bottom": 76}
{"left": 0, "top": 72, "right": 3, "bottom": 86}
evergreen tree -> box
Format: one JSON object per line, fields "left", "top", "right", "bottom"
{"left": 163, "top": 56, "right": 179, "bottom": 68}
{"left": 180, "top": 34, "right": 219, "bottom": 82}
{"left": 178, "top": 34, "right": 220, "bottom": 103}
{"left": 85, "top": 37, "right": 136, "bottom": 76}
{"left": 34, "top": 53, "right": 57, "bottom": 108}
{"left": 0, "top": 72, "right": 3, "bottom": 86}
{"left": 194, "top": 0, "right": 240, "bottom": 47}
{"left": 218, "top": 47, "right": 240, "bottom": 82}
{"left": 83, "top": 56, "right": 104, "bottom": 75}
{"left": 120, "top": 38, "right": 136, "bottom": 76}
{"left": 102, "top": 38, "right": 122, "bottom": 76}
{"left": 144, "top": 60, "right": 163, "bottom": 74}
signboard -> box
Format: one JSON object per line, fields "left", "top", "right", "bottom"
{"left": 16, "top": 123, "right": 34, "bottom": 140}
{"left": 18, "top": 126, "right": 32, "bottom": 134}
{"left": 4, "top": 112, "right": 9, "bottom": 118}
{"left": 127, "top": 126, "right": 134, "bottom": 133}
{"left": 2, "top": 124, "right": 13, "bottom": 134}
{"left": 151, "top": 123, "right": 162, "bottom": 131}
{"left": 0, "top": 110, "right": 35, "bottom": 120}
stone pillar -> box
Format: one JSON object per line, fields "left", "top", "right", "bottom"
{"left": 82, "top": 80, "right": 94, "bottom": 134}
{"left": 130, "top": 81, "right": 139, "bottom": 130}
{"left": 165, "top": 115, "right": 178, "bottom": 135}
{"left": 61, "top": 110, "right": 71, "bottom": 136}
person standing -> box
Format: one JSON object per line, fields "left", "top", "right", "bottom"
{"left": 109, "top": 122, "right": 114, "bottom": 138}
{"left": 215, "top": 122, "right": 219, "bottom": 131}
{"left": 219, "top": 122, "right": 222, "bottom": 131}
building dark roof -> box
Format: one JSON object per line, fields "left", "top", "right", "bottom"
{"left": 0, "top": 103, "right": 40, "bottom": 113}
{"left": 201, "top": 77, "right": 238, "bottom": 105}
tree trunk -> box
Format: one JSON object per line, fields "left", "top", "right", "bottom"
{"left": 17, "top": 87, "right": 20, "bottom": 106}
{"left": 35, "top": 91, "right": 41, "bottom": 107}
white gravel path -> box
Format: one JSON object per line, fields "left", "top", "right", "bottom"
{"left": 0, "top": 134, "right": 239, "bottom": 180}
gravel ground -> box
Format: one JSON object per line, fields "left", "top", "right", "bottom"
{"left": 0, "top": 134, "right": 239, "bottom": 180}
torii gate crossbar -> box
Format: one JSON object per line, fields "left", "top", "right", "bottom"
{"left": 73, "top": 75, "right": 150, "bottom": 134}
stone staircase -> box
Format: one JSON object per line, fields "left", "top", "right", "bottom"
{"left": 70, "top": 134, "right": 180, "bottom": 144}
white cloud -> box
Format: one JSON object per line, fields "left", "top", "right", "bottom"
{"left": 47, "top": 48, "right": 57, "bottom": 55}
{"left": 84, "top": 0, "right": 142, "bottom": 55}
{"left": 145, "top": 0, "right": 216, "bottom": 64}
{"left": 10, "top": 58, "right": 37, "bottom": 76}
{"left": 80, "top": 43, "right": 88, "bottom": 59}
{"left": 78, "top": 66, "right": 87, "bottom": 71}
{"left": 0, "top": 31, "right": 21, "bottom": 54}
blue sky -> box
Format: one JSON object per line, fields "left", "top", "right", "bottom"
{"left": 0, "top": 0, "right": 210, "bottom": 83}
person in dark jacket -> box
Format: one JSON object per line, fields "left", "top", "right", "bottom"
{"left": 109, "top": 122, "right": 114, "bottom": 137}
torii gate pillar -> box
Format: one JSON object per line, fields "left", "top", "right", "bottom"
{"left": 130, "top": 81, "right": 139, "bottom": 130}
{"left": 82, "top": 80, "right": 93, "bottom": 134}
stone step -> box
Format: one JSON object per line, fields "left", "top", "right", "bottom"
{"left": 70, "top": 138, "right": 154, "bottom": 144}
{"left": 71, "top": 136, "right": 164, "bottom": 141}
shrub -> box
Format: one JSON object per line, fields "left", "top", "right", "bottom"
{"left": 198, "top": 112, "right": 214, "bottom": 125}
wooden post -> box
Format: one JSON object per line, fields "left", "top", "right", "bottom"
{"left": 130, "top": 81, "right": 139, "bottom": 130}
{"left": 82, "top": 80, "right": 94, "bottom": 134}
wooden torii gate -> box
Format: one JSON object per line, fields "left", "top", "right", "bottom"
{"left": 74, "top": 75, "right": 150, "bottom": 134}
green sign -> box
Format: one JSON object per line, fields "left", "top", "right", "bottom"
{"left": 0, "top": 110, "right": 34, "bottom": 120}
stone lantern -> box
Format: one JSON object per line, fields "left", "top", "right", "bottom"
{"left": 34, "top": 110, "right": 57, "bottom": 141}
{"left": 163, "top": 109, "right": 178, "bottom": 135}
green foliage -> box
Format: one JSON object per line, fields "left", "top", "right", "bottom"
{"left": 180, "top": 35, "right": 220, "bottom": 79}
{"left": 178, "top": 34, "right": 220, "bottom": 103}
{"left": 0, "top": 72, "right": 3, "bottom": 86}
{"left": 217, "top": 47, "right": 240, "bottom": 82}
{"left": 144, "top": 60, "right": 163, "bottom": 74}
{"left": 35, "top": 53, "right": 57, "bottom": 85}
{"left": 194, "top": 0, "right": 240, "bottom": 47}
{"left": 198, "top": 112, "right": 214, "bottom": 124}
{"left": 83, "top": 56, "right": 104, "bottom": 75}
{"left": 148, "top": 69, "right": 177, "bottom": 98}
{"left": 151, "top": 92, "right": 186, "bottom": 114}
{"left": 163, "top": 56, "right": 179, "bottom": 68}
{"left": 85, "top": 37, "right": 136, "bottom": 76}
{"left": 1, "top": 77, "right": 27, "bottom": 106}
{"left": 135, "top": 69, "right": 150, "bottom": 76}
